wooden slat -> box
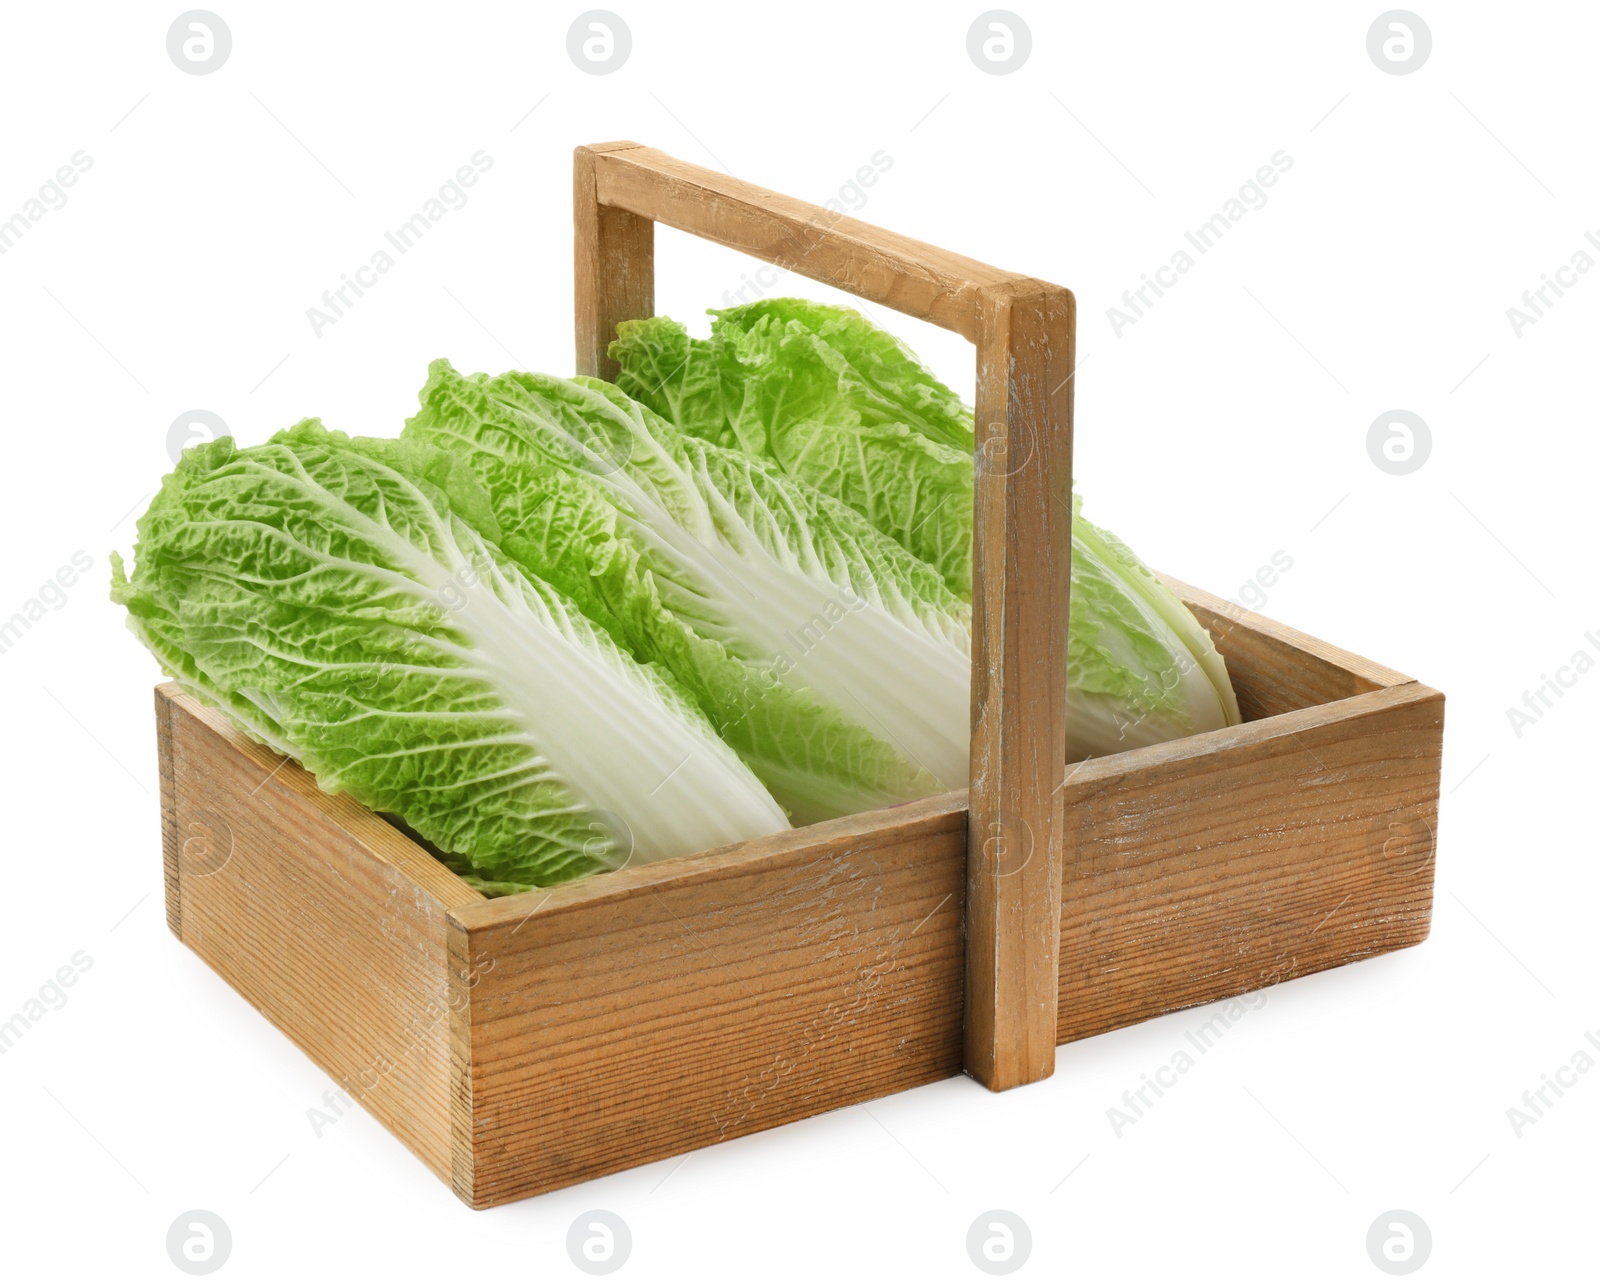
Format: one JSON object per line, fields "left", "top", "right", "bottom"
{"left": 1056, "top": 681, "right": 1444, "bottom": 1042}
{"left": 1163, "top": 575, "right": 1413, "bottom": 718}
{"left": 589, "top": 142, "right": 1019, "bottom": 340}
{"left": 966, "top": 281, "right": 1075, "bottom": 1090}
{"left": 446, "top": 793, "right": 968, "bottom": 1208}
{"left": 157, "top": 685, "right": 482, "bottom": 1181}
{"left": 574, "top": 144, "right": 654, "bottom": 380}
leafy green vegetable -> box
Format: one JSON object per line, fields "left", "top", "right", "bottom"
{"left": 111, "top": 421, "right": 789, "bottom": 892}
{"left": 610, "top": 302, "right": 1242, "bottom": 757}
{"left": 1062, "top": 494, "right": 1240, "bottom": 751}
{"left": 611, "top": 308, "right": 977, "bottom": 598}
{"left": 400, "top": 360, "right": 967, "bottom": 822}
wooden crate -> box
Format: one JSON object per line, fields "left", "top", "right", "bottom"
{"left": 153, "top": 143, "right": 1443, "bottom": 1209}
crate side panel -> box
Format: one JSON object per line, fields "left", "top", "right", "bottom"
{"left": 157, "top": 687, "right": 182, "bottom": 936}
{"left": 1058, "top": 683, "right": 1443, "bottom": 1042}
{"left": 451, "top": 810, "right": 967, "bottom": 1207}
{"left": 164, "top": 691, "right": 465, "bottom": 1181}
{"left": 1165, "top": 578, "right": 1412, "bottom": 719}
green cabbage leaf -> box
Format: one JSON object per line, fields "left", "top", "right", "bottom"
{"left": 400, "top": 361, "right": 968, "bottom": 822}
{"left": 611, "top": 303, "right": 1242, "bottom": 757}
{"left": 111, "top": 421, "right": 789, "bottom": 891}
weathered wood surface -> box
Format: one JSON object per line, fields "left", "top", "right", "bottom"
{"left": 1055, "top": 680, "right": 1443, "bottom": 1043}
{"left": 156, "top": 684, "right": 482, "bottom": 1181}
{"left": 574, "top": 142, "right": 654, "bottom": 381}
{"left": 587, "top": 141, "right": 1021, "bottom": 340}
{"left": 445, "top": 794, "right": 967, "bottom": 1208}
{"left": 966, "top": 281, "right": 1074, "bottom": 1090}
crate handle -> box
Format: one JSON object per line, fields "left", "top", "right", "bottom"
{"left": 573, "top": 142, "right": 1074, "bottom": 1092}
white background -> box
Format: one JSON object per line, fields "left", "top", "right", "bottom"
{"left": 1, "top": 1, "right": 1594, "bottom": 1282}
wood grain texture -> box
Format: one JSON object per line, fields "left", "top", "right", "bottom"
{"left": 574, "top": 144, "right": 654, "bottom": 380}
{"left": 445, "top": 793, "right": 967, "bottom": 1208}
{"left": 157, "top": 684, "right": 482, "bottom": 1181}
{"left": 588, "top": 142, "right": 1021, "bottom": 340}
{"left": 1056, "top": 680, "right": 1444, "bottom": 1043}
{"left": 966, "top": 281, "right": 1074, "bottom": 1090}
{"left": 156, "top": 684, "right": 181, "bottom": 937}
